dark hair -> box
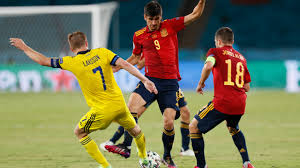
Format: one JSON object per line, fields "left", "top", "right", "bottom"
{"left": 144, "top": 1, "right": 162, "bottom": 17}
{"left": 68, "top": 31, "right": 87, "bottom": 50}
{"left": 215, "top": 27, "right": 234, "bottom": 44}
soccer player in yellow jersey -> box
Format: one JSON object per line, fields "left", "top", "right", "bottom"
{"left": 10, "top": 31, "right": 158, "bottom": 168}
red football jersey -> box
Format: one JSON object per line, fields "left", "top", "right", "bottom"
{"left": 132, "top": 17, "right": 185, "bottom": 80}
{"left": 207, "top": 46, "right": 251, "bottom": 115}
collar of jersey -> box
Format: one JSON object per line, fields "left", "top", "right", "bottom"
{"left": 77, "top": 49, "right": 91, "bottom": 55}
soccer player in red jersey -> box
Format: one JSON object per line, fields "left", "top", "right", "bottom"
{"left": 104, "top": 1, "right": 206, "bottom": 167}
{"left": 101, "top": 57, "right": 194, "bottom": 157}
{"left": 189, "top": 27, "right": 255, "bottom": 168}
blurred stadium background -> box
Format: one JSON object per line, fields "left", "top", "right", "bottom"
{"left": 0, "top": 0, "right": 299, "bottom": 92}
{"left": 1, "top": 0, "right": 300, "bottom": 168}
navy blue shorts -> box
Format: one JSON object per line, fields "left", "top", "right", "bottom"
{"left": 133, "top": 76, "right": 181, "bottom": 120}
{"left": 194, "top": 101, "right": 242, "bottom": 134}
{"left": 177, "top": 88, "right": 187, "bottom": 108}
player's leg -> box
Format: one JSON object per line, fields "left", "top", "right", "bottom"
{"left": 120, "top": 81, "right": 156, "bottom": 149}
{"left": 100, "top": 94, "right": 147, "bottom": 151}
{"left": 190, "top": 102, "right": 225, "bottom": 168}
{"left": 114, "top": 107, "right": 150, "bottom": 167}
{"left": 105, "top": 82, "right": 156, "bottom": 158}
{"left": 161, "top": 107, "right": 178, "bottom": 167}
{"left": 189, "top": 118, "right": 206, "bottom": 168}
{"left": 101, "top": 81, "right": 152, "bottom": 155}
{"left": 226, "top": 116, "right": 255, "bottom": 168}
{"left": 75, "top": 109, "right": 113, "bottom": 168}
{"left": 158, "top": 80, "right": 180, "bottom": 167}
{"left": 122, "top": 92, "right": 148, "bottom": 148}
{"left": 180, "top": 105, "right": 194, "bottom": 156}
{"left": 99, "top": 126, "right": 124, "bottom": 151}
{"left": 178, "top": 92, "right": 193, "bottom": 156}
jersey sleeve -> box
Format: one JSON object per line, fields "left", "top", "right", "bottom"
{"left": 168, "top": 17, "right": 185, "bottom": 32}
{"left": 206, "top": 48, "right": 217, "bottom": 65}
{"left": 101, "top": 48, "right": 119, "bottom": 66}
{"left": 51, "top": 56, "right": 73, "bottom": 70}
{"left": 132, "top": 34, "right": 142, "bottom": 55}
{"left": 206, "top": 48, "right": 216, "bottom": 58}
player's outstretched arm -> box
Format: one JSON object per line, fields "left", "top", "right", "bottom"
{"left": 112, "top": 53, "right": 141, "bottom": 72}
{"left": 10, "top": 38, "right": 51, "bottom": 67}
{"left": 184, "top": 0, "right": 206, "bottom": 26}
{"left": 196, "top": 61, "right": 213, "bottom": 94}
{"left": 115, "top": 57, "right": 158, "bottom": 94}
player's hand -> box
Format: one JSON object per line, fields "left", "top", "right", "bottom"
{"left": 10, "top": 38, "right": 29, "bottom": 51}
{"left": 112, "top": 66, "right": 121, "bottom": 73}
{"left": 196, "top": 82, "right": 205, "bottom": 94}
{"left": 144, "top": 80, "right": 158, "bottom": 94}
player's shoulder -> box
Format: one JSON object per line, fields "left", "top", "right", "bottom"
{"left": 62, "top": 55, "right": 75, "bottom": 61}
{"left": 134, "top": 27, "right": 147, "bottom": 37}
{"left": 91, "top": 48, "right": 112, "bottom": 54}
{"left": 164, "top": 17, "right": 182, "bottom": 22}
{"left": 59, "top": 55, "right": 75, "bottom": 66}
{"left": 207, "top": 48, "right": 218, "bottom": 56}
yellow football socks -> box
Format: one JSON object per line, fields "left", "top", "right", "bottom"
{"left": 134, "top": 132, "right": 147, "bottom": 159}
{"left": 80, "top": 136, "right": 110, "bottom": 168}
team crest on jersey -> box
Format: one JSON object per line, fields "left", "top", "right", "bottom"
{"left": 160, "top": 28, "right": 168, "bottom": 37}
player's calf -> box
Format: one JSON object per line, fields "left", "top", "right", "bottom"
{"left": 228, "top": 126, "right": 250, "bottom": 164}
{"left": 189, "top": 119, "right": 206, "bottom": 168}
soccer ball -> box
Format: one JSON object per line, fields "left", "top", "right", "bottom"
{"left": 147, "top": 151, "right": 161, "bottom": 168}
{"left": 139, "top": 151, "right": 161, "bottom": 168}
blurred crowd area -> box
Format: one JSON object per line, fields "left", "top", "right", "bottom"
{"left": 0, "top": 0, "right": 299, "bottom": 64}
{"left": 0, "top": 0, "right": 299, "bottom": 92}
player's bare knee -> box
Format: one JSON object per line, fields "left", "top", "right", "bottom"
{"left": 128, "top": 103, "right": 136, "bottom": 112}
{"left": 180, "top": 107, "right": 190, "bottom": 123}
{"left": 74, "top": 126, "right": 79, "bottom": 136}
{"left": 74, "top": 126, "right": 84, "bottom": 138}
{"left": 189, "top": 119, "right": 199, "bottom": 133}
{"left": 128, "top": 124, "right": 141, "bottom": 137}
{"left": 163, "top": 119, "right": 174, "bottom": 130}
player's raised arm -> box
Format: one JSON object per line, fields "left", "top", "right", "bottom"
{"left": 115, "top": 57, "right": 158, "bottom": 94}
{"left": 196, "top": 60, "right": 214, "bottom": 94}
{"left": 10, "top": 38, "right": 51, "bottom": 67}
{"left": 184, "top": 0, "right": 206, "bottom": 26}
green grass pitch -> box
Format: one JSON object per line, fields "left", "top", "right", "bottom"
{"left": 1, "top": 90, "right": 300, "bottom": 168}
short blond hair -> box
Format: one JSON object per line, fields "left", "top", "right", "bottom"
{"left": 68, "top": 31, "right": 87, "bottom": 50}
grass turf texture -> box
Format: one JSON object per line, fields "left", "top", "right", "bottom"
{"left": 1, "top": 91, "right": 300, "bottom": 168}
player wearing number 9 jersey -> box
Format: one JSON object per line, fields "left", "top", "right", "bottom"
{"left": 189, "top": 27, "right": 255, "bottom": 168}
{"left": 105, "top": 1, "right": 207, "bottom": 167}
{"left": 10, "top": 31, "right": 158, "bottom": 168}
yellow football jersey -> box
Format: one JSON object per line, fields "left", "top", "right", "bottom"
{"left": 58, "top": 48, "right": 124, "bottom": 108}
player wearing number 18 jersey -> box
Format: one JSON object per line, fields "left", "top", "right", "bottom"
{"left": 206, "top": 42, "right": 251, "bottom": 115}
{"left": 189, "top": 27, "right": 255, "bottom": 168}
